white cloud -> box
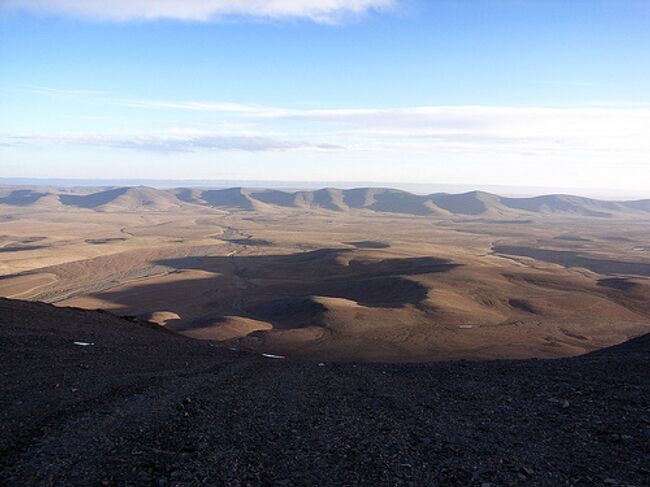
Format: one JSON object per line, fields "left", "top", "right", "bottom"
{"left": 3, "top": 0, "right": 396, "bottom": 22}
{"left": 15, "top": 86, "right": 650, "bottom": 158}
{"left": 7, "top": 88, "right": 650, "bottom": 190}
{"left": 2, "top": 133, "right": 342, "bottom": 152}
{"left": 119, "top": 99, "right": 650, "bottom": 153}
{"left": 9, "top": 93, "right": 650, "bottom": 159}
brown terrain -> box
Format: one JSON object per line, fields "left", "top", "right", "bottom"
{"left": 1, "top": 184, "right": 650, "bottom": 362}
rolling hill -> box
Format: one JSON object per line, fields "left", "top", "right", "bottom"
{"left": 2, "top": 184, "right": 650, "bottom": 218}
{"left": 58, "top": 186, "right": 184, "bottom": 211}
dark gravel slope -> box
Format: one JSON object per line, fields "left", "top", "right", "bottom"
{"left": 1, "top": 298, "right": 648, "bottom": 486}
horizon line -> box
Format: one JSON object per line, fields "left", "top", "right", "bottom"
{"left": 2, "top": 177, "right": 650, "bottom": 202}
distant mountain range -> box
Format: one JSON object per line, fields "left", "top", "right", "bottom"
{"left": 2, "top": 185, "right": 650, "bottom": 218}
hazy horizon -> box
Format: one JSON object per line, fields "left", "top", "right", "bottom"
{"left": 2, "top": 176, "right": 650, "bottom": 201}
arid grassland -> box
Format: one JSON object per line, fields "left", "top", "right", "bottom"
{"left": 2, "top": 185, "right": 650, "bottom": 361}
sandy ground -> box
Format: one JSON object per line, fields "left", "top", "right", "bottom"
{"left": 1, "top": 201, "right": 650, "bottom": 361}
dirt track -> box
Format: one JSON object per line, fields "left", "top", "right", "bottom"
{"left": 1, "top": 298, "right": 648, "bottom": 486}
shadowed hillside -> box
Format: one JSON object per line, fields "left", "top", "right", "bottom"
{"left": 0, "top": 189, "right": 51, "bottom": 206}
{"left": 3, "top": 185, "right": 650, "bottom": 218}
{"left": 46, "top": 245, "right": 650, "bottom": 362}
{"left": 58, "top": 186, "right": 183, "bottom": 211}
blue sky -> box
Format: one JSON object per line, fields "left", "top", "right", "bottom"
{"left": 1, "top": 1, "right": 649, "bottom": 194}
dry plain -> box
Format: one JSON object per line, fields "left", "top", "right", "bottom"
{"left": 1, "top": 185, "right": 650, "bottom": 361}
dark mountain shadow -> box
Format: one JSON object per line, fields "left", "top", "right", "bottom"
{"left": 429, "top": 192, "right": 489, "bottom": 215}
{"left": 0, "top": 245, "right": 46, "bottom": 253}
{"left": 295, "top": 189, "right": 344, "bottom": 211}
{"left": 94, "top": 249, "right": 460, "bottom": 331}
{"left": 59, "top": 187, "right": 128, "bottom": 208}
{"left": 173, "top": 188, "right": 197, "bottom": 202}
{"left": 199, "top": 188, "right": 254, "bottom": 209}
{"left": 342, "top": 187, "right": 373, "bottom": 208}
{"left": 249, "top": 189, "right": 296, "bottom": 207}
{"left": 0, "top": 189, "right": 48, "bottom": 206}
{"left": 244, "top": 298, "right": 327, "bottom": 329}
{"left": 318, "top": 277, "right": 428, "bottom": 307}
{"left": 367, "top": 189, "right": 433, "bottom": 215}
{"left": 554, "top": 235, "right": 591, "bottom": 242}
{"left": 224, "top": 238, "right": 273, "bottom": 246}
{"left": 345, "top": 241, "right": 390, "bottom": 249}
{"left": 508, "top": 298, "right": 537, "bottom": 314}
{"left": 598, "top": 278, "right": 638, "bottom": 291}
{"left": 623, "top": 199, "right": 650, "bottom": 212}
{"left": 494, "top": 245, "right": 650, "bottom": 277}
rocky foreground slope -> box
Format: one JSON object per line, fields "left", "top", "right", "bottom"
{"left": 1, "top": 298, "right": 648, "bottom": 486}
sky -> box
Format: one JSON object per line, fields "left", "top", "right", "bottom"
{"left": 1, "top": 0, "right": 650, "bottom": 195}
